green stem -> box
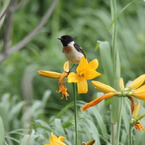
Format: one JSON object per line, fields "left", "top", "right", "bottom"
{"left": 111, "top": 123, "right": 115, "bottom": 145}
{"left": 110, "top": 0, "right": 117, "bottom": 66}
{"left": 73, "top": 83, "right": 78, "bottom": 145}
{"left": 129, "top": 125, "right": 132, "bottom": 145}
{"left": 110, "top": 0, "right": 119, "bottom": 144}
{"left": 116, "top": 97, "right": 123, "bottom": 145}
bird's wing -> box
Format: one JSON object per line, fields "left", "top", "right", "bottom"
{"left": 74, "top": 43, "right": 86, "bottom": 58}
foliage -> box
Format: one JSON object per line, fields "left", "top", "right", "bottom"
{"left": 0, "top": 0, "right": 145, "bottom": 145}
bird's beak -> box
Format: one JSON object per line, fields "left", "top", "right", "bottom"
{"left": 58, "top": 37, "right": 62, "bottom": 40}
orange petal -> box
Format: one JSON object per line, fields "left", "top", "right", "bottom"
{"left": 134, "top": 121, "right": 145, "bottom": 131}
{"left": 128, "top": 74, "right": 145, "bottom": 90}
{"left": 81, "top": 92, "right": 115, "bottom": 112}
{"left": 92, "top": 81, "right": 118, "bottom": 93}
{"left": 57, "top": 72, "right": 69, "bottom": 100}
{"left": 128, "top": 97, "right": 135, "bottom": 114}
{"left": 63, "top": 61, "right": 70, "bottom": 72}
{"left": 88, "top": 59, "right": 99, "bottom": 70}
{"left": 38, "top": 70, "right": 61, "bottom": 79}
{"left": 132, "top": 85, "right": 145, "bottom": 101}
{"left": 77, "top": 80, "right": 88, "bottom": 94}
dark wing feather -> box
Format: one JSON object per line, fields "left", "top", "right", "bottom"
{"left": 74, "top": 43, "right": 86, "bottom": 58}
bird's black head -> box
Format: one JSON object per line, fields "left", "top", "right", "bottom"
{"left": 58, "top": 35, "right": 74, "bottom": 46}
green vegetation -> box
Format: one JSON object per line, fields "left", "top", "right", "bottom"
{"left": 0, "top": 0, "right": 145, "bottom": 144}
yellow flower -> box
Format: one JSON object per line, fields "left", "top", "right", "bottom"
{"left": 81, "top": 81, "right": 120, "bottom": 111}
{"left": 82, "top": 139, "right": 95, "bottom": 145}
{"left": 38, "top": 71, "right": 61, "bottom": 79}
{"left": 131, "top": 85, "right": 145, "bottom": 101}
{"left": 44, "top": 133, "right": 66, "bottom": 145}
{"left": 38, "top": 62, "right": 70, "bottom": 100}
{"left": 81, "top": 74, "right": 145, "bottom": 113}
{"left": 127, "top": 74, "right": 145, "bottom": 90}
{"left": 130, "top": 101, "right": 145, "bottom": 131}
{"left": 119, "top": 75, "right": 145, "bottom": 101}
{"left": 68, "top": 56, "right": 101, "bottom": 94}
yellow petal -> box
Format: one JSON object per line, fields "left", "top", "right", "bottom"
{"left": 128, "top": 74, "right": 145, "bottom": 90}
{"left": 48, "top": 133, "right": 66, "bottom": 145}
{"left": 132, "top": 102, "right": 140, "bottom": 118}
{"left": 77, "top": 80, "right": 88, "bottom": 94}
{"left": 67, "top": 72, "right": 79, "bottom": 83}
{"left": 63, "top": 61, "right": 69, "bottom": 72}
{"left": 119, "top": 77, "right": 124, "bottom": 90}
{"left": 132, "top": 85, "right": 145, "bottom": 101}
{"left": 88, "top": 59, "right": 99, "bottom": 70}
{"left": 92, "top": 81, "right": 118, "bottom": 93}
{"left": 81, "top": 92, "right": 116, "bottom": 112}
{"left": 58, "top": 136, "right": 66, "bottom": 141}
{"left": 38, "top": 70, "right": 61, "bottom": 79}
{"left": 84, "top": 70, "right": 101, "bottom": 80}
{"left": 77, "top": 56, "right": 88, "bottom": 73}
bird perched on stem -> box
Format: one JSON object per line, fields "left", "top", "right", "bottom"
{"left": 58, "top": 35, "right": 86, "bottom": 64}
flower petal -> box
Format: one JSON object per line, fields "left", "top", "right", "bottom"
{"left": 92, "top": 81, "right": 118, "bottom": 93}
{"left": 38, "top": 70, "right": 61, "bottom": 79}
{"left": 63, "top": 61, "right": 70, "bottom": 72}
{"left": 119, "top": 77, "right": 124, "bottom": 90}
{"left": 134, "top": 121, "right": 145, "bottom": 131}
{"left": 77, "top": 80, "right": 88, "bottom": 94}
{"left": 59, "top": 136, "right": 66, "bottom": 141}
{"left": 57, "top": 72, "right": 69, "bottom": 100}
{"left": 47, "top": 133, "right": 66, "bottom": 145}
{"left": 81, "top": 92, "right": 116, "bottom": 112}
{"left": 128, "top": 97, "right": 135, "bottom": 114}
{"left": 128, "top": 74, "right": 145, "bottom": 90}
{"left": 84, "top": 70, "right": 101, "bottom": 80}
{"left": 132, "top": 85, "right": 145, "bottom": 101}
{"left": 88, "top": 59, "right": 99, "bottom": 70}
{"left": 132, "top": 102, "right": 140, "bottom": 118}
{"left": 77, "top": 56, "right": 88, "bottom": 73}
{"left": 68, "top": 72, "right": 79, "bottom": 83}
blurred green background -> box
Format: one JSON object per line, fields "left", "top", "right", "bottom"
{"left": 0, "top": 0, "right": 145, "bottom": 144}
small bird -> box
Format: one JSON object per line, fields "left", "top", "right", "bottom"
{"left": 58, "top": 35, "right": 86, "bottom": 64}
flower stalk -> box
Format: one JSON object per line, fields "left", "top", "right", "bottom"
{"left": 73, "top": 83, "right": 78, "bottom": 145}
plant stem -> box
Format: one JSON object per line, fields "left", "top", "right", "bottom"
{"left": 110, "top": 0, "right": 119, "bottom": 144}
{"left": 110, "top": 0, "right": 117, "bottom": 66}
{"left": 116, "top": 97, "right": 123, "bottom": 145}
{"left": 111, "top": 123, "right": 115, "bottom": 145}
{"left": 129, "top": 125, "right": 132, "bottom": 145}
{"left": 73, "top": 83, "right": 78, "bottom": 145}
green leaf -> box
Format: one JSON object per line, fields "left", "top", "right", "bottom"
{"left": 20, "top": 130, "right": 38, "bottom": 145}
{"left": 0, "top": 117, "right": 5, "bottom": 145}
{"left": 98, "top": 41, "right": 114, "bottom": 85}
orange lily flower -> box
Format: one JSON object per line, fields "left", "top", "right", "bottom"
{"left": 44, "top": 132, "right": 66, "bottom": 145}
{"left": 68, "top": 56, "right": 101, "bottom": 94}
{"left": 81, "top": 81, "right": 120, "bottom": 111}
{"left": 38, "top": 62, "right": 70, "bottom": 100}
{"left": 130, "top": 101, "right": 145, "bottom": 131}
{"left": 82, "top": 74, "right": 145, "bottom": 111}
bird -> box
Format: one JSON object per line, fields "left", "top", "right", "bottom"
{"left": 58, "top": 35, "right": 86, "bottom": 64}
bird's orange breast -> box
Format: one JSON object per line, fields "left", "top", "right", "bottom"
{"left": 63, "top": 46, "right": 73, "bottom": 53}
